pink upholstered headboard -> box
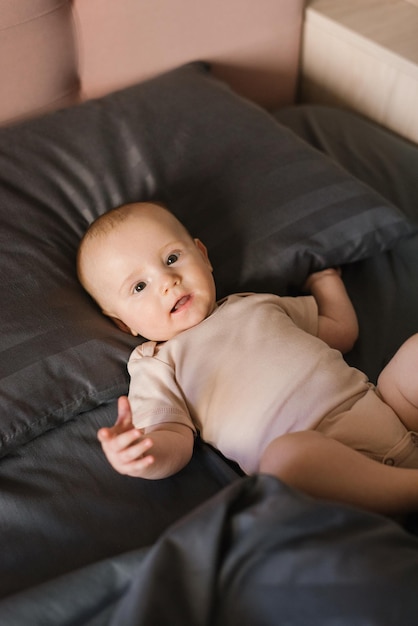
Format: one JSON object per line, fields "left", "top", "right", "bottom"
{"left": 0, "top": 0, "right": 305, "bottom": 126}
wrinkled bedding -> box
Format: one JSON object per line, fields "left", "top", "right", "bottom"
{"left": 1, "top": 65, "right": 418, "bottom": 622}
{"left": 2, "top": 476, "right": 418, "bottom": 625}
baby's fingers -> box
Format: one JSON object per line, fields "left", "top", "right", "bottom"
{"left": 97, "top": 424, "right": 132, "bottom": 443}
{"left": 117, "top": 437, "right": 154, "bottom": 465}
{"left": 106, "top": 436, "right": 155, "bottom": 476}
{"left": 98, "top": 399, "right": 143, "bottom": 442}
{"left": 99, "top": 425, "right": 143, "bottom": 452}
{"left": 97, "top": 426, "right": 114, "bottom": 443}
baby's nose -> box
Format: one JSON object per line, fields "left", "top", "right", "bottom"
{"left": 161, "top": 272, "right": 180, "bottom": 294}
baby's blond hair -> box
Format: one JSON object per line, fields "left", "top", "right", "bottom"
{"left": 77, "top": 201, "right": 168, "bottom": 288}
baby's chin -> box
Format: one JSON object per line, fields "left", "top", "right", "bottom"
{"left": 147, "top": 320, "right": 205, "bottom": 343}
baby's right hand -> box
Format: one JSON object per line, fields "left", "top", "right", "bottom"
{"left": 97, "top": 396, "right": 155, "bottom": 477}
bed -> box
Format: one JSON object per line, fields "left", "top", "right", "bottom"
{"left": 1, "top": 1, "right": 418, "bottom": 623}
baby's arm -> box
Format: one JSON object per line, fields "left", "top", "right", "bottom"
{"left": 97, "top": 396, "right": 194, "bottom": 479}
{"left": 304, "top": 268, "right": 359, "bottom": 353}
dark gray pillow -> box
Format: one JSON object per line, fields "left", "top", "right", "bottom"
{"left": 0, "top": 61, "right": 413, "bottom": 456}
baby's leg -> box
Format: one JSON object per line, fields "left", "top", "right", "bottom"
{"left": 259, "top": 431, "right": 418, "bottom": 514}
{"left": 377, "top": 334, "right": 418, "bottom": 432}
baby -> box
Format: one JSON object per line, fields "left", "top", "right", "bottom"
{"left": 77, "top": 201, "right": 418, "bottom": 514}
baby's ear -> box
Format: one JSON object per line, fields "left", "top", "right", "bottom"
{"left": 108, "top": 315, "right": 138, "bottom": 336}
{"left": 194, "top": 238, "right": 212, "bottom": 270}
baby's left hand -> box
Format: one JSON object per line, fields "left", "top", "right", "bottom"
{"left": 303, "top": 267, "right": 341, "bottom": 292}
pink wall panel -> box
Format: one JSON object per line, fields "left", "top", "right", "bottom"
{"left": 73, "top": 0, "right": 304, "bottom": 109}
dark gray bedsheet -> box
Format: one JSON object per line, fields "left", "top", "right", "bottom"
{"left": 2, "top": 475, "right": 418, "bottom": 625}
{"left": 1, "top": 103, "right": 418, "bottom": 622}
{"left": 0, "top": 400, "right": 239, "bottom": 598}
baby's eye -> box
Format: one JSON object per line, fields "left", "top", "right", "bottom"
{"left": 133, "top": 281, "right": 146, "bottom": 293}
{"left": 166, "top": 252, "right": 179, "bottom": 266}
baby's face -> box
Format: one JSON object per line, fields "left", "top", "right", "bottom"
{"left": 82, "top": 206, "right": 217, "bottom": 341}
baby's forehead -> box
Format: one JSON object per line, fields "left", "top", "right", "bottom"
{"left": 128, "top": 209, "right": 189, "bottom": 238}
{"left": 84, "top": 206, "right": 189, "bottom": 257}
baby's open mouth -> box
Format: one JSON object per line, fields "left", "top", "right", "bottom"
{"left": 171, "top": 295, "right": 190, "bottom": 313}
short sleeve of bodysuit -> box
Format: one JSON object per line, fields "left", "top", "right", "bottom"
{"left": 128, "top": 342, "right": 196, "bottom": 433}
